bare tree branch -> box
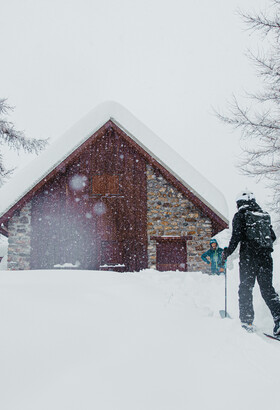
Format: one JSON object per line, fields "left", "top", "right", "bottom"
{"left": 0, "top": 98, "right": 48, "bottom": 184}
{"left": 217, "top": 1, "right": 280, "bottom": 213}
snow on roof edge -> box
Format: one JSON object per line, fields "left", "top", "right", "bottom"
{"left": 0, "top": 101, "right": 229, "bottom": 224}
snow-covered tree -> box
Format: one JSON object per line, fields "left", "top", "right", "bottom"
{"left": 0, "top": 98, "right": 47, "bottom": 185}
{"left": 217, "top": 0, "right": 280, "bottom": 212}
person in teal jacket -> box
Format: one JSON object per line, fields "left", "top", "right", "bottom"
{"left": 201, "top": 239, "right": 225, "bottom": 275}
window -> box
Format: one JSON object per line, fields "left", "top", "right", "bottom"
{"left": 91, "top": 175, "right": 119, "bottom": 196}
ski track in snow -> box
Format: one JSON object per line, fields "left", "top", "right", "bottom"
{"left": 0, "top": 266, "right": 280, "bottom": 410}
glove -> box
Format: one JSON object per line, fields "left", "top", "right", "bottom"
{"left": 221, "top": 247, "right": 228, "bottom": 265}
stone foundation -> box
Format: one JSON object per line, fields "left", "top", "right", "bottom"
{"left": 7, "top": 202, "right": 32, "bottom": 270}
{"left": 146, "top": 165, "right": 212, "bottom": 271}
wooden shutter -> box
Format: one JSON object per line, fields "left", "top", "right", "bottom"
{"left": 92, "top": 175, "right": 119, "bottom": 196}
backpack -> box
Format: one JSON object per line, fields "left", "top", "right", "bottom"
{"left": 244, "top": 210, "right": 274, "bottom": 249}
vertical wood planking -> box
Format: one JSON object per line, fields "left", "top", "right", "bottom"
{"left": 30, "top": 126, "right": 148, "bottom": 271}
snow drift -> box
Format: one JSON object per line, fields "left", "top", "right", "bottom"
{"left": 0, "top": 264, "right": 280, "bottom": 410}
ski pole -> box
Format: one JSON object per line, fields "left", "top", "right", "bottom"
{"left": 219, "top": 261, "right": 230, "bottom": 319}
{"left": 224, "top": 262, "right": 227, "bottom": 318}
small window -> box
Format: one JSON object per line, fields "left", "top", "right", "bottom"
{"left": 92, "top": 175, "right": 119, "bottom": 196}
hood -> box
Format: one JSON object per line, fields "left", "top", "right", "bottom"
{"left": 210, "top": 238, "right": 219, "bottom": 247}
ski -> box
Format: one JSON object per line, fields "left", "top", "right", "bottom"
{"left": 263, "top": 333, "right": 280, "bottom": 341}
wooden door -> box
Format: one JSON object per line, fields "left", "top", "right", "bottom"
{"left": 94, "top": 196, "right": 125, "bottom": 268}
{"left": 90, "top": 173, "right": 125, "bottom": 268}
{"left": 156, "top": 239, "right": 187, "bottom": 271}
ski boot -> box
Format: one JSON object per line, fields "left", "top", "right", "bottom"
{"left": 273, "top": 320, "right": 280, "bottom": 337}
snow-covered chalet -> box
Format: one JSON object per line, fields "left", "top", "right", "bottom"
{"left": 0, "top": 102, "right": 228, "bottom": 272}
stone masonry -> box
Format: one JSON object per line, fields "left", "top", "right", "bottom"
{"left": 147, "top": 164, "right": 212, "bottom": 272}
{"left": 7, "top": 201, "right": 32, "bottom": 270}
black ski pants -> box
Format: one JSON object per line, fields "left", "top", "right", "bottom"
{"left": 239, "top": 250, "right": 280, "bottom": 324}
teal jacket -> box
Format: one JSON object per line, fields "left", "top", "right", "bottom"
{"left": 201, "top": 239, "right": 224, "bottom": 274}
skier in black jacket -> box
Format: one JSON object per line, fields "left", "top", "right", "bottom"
{"left": 222, "top": 190, "right": 280, "bottom": 335}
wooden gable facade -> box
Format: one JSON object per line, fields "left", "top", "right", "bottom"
{"left": 30, "top": 123, "right": 148, "bottom": 271}
{"left": 0, "top": 113, "right": 228, "bottom": 272}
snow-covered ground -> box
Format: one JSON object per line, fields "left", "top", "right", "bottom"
{"left": 1, "top": 259, "right": 280, "bottom": 410}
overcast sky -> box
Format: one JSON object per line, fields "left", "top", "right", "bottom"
{"left": 0, "top": 0, "right": 271, "bottom": 219}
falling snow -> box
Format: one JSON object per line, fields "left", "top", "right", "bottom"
{"left": 69, "top": 174, "right": 88, "bottom": 192}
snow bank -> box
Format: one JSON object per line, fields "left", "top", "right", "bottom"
{"left": 0, "top": 264, "right": 280, "bottom": 410}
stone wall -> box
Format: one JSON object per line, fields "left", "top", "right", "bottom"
{"left": 147, "top": 164, "right": 212, "bottom": 272}
{"left": 7, "top": 202, "right": 32, "bottom": 270}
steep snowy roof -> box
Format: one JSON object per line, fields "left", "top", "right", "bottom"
{"left": 0, "top": 101, "right": 228, "bottom": 224}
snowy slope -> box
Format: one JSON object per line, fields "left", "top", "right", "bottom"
{"left": 1, "top": 265, "right": 280, "bottom": 410}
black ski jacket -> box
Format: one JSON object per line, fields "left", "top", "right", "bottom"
{"left": 225, "top": 200, "right": 276, "bottom": 259}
